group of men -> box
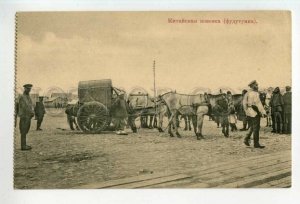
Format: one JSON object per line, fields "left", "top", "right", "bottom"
{"left": 17, "top": 84, "right": 45, "bottom": 151}
{"left": 268, "top": 86, "right": 292, "bottom": 134}
{"left": 213, "top": 80, "right": 292, "bottom": 149}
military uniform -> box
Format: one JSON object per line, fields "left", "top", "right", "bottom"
{"left": 270, "top": 88, "right": 284, "bottom": 133}
{"left": 243, "top": 80, "right": 266, "bottom": 148}
{"left": 18, "top": 84, "right": 34, "bottom": 150}
{"left": 283, "top": 87, "right": 291, "bottom": 134}
{"left": 34, "top": 98, "right": 46, "bottom": 130}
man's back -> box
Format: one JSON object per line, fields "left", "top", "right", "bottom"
{"left": 271, "top": 93, "right": 284, "bottom": 107}
{"left": 283, "top": 92, "right": 291, "bottom": 113}
{"left": 35, "top": 102, "right": 45, "bottom": 116}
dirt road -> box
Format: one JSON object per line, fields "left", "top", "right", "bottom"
{"left": 14, "top": 112, "right": 291, "bottom": 189}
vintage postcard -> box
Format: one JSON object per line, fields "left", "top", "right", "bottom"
{"left": 14, "top": 11, "right": 291, "bottom": 189}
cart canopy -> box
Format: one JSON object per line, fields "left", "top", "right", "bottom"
{"left": 78, "top": 79, "right": 112, "bottom": 108}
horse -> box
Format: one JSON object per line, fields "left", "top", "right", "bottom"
{"left": 232, "top": 94, "right": 243, "bottom": 110}
{"left": 180, "top": 115, "right": 192, "bottom": 131}
{"left": 194, "top": 93, "right": 243, "bottom": 139}
{"left": 127, "top": 93, "right": 155, "bottom": 128}
{"left": 160, "top": 92, "right": 209, "bottom": 140}
{"left": 160, "top": 91, "right": 246, "bottom": 140}
{"left": 127, "top": 94, "right": 168, "bottom": 132}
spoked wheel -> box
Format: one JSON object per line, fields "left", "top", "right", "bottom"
{"left": 77, "top": 101, "right": 109, "bottom": 133}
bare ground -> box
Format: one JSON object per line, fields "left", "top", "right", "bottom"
{"left": 14, "top": 111, "right": 291, "bottom": 189}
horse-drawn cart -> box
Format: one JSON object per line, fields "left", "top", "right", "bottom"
{"left": 76, "top": 79, "right": 124, "bottom": 133}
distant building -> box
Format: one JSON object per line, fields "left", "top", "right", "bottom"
{"left": 50, "top": 92, "right": 69, "bottom": 99}
{"left": 44, "top": 96, "right": 68, "bottom": 108}
{"left": 50, "top": 92, "right": 78, "bottom": 102}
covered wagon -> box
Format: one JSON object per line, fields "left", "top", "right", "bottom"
{"left": 76, "top": 79, "right": 125, "bottom": 133}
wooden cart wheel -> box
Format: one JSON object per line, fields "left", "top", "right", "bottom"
{"left": 77, "top": 101, "right": 109, "bottom": 133}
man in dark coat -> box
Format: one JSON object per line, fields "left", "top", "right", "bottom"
{"left": 212, "top": 103, "right": 222, "bottom": 128}
{"left": 270, "top": 87, "right": 284, "bottom": 133}
{"left": 18, "top": 84, "right": 34, "bottom": 150}
{"left": 65, "top": 104, "right": 80, "bottom": 131}
{"left": 217, "top": 93, "right": 230, "bottom": 137}
{"left": 283, "top": 86, "right": 292, "bottom": 134}
{"left": 34, "top": 96, "right": 46, "bottom": 130}
{"left": 111, "top": 92, "right": 128, "bottom": 135}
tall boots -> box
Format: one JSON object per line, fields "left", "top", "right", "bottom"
{"left": 21, "top": 134, "right": 31, "bottom": 151}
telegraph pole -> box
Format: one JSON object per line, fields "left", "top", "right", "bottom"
{"left": 153, "top": 60, "right": 157, "bottom": 115}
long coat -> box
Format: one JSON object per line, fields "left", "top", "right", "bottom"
{"left": 111, "top": 97, "right": 128, "bottom": 118}
{"left": 18, "top": 94, "right": 34, "bottom": 118}
{"left": 270, "top": 93, "right": 284, "bottom": 112}
{"left": 282, "top": 92, "right": 291, "bottom": 114}
{"left": 34, "top": 102, "right": 46, "bottom": 117}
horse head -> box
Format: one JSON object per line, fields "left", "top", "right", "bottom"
{"left": 207, "top": 93, "right": 224, "bottom": 107}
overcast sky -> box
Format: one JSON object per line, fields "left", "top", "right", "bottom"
{"left": 16, "top": 11, "right": 291, "bottom": 95}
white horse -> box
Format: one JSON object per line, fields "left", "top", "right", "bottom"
{"left": 127, "top": 94, "right": 168, "bottom": 132}
{"left": 161, "top": 92, "right": 243, "bottom": 140}
{"left": 160, "top": 92, "right": 210, "bottom": 140}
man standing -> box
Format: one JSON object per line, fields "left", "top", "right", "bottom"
{"left": 218, "top": 93, "right": 230, "bottom": 137}
{"left": 227, "top": 91, "right": 238, "bottom": 132}
{"left": 243, "top": 80, "right": 267, "bottom": 148}
{"left": 270, "top": 87, "right": 284, "bottom": 133}
{"left": 111, "top": 92, "right": 128, "bottom": 135}
{"left": 65, "top": 104, "right": 80, "bottom": 131}
{"left": 283, "top": 86, "right": 292, "bottom": 134}
{"left": 34, "top": 96, "right": 46, "bottom": 130}
{"left": 18, "top": 84, "right": 34, "bottom": 150}
{"left": 212, "top": 102, "right": 222, "bottom": 128}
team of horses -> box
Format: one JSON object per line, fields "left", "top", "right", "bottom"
{"left": 65, "top": 90, "right": 250, "bottom": 140}
{"left": 158, "top": 92, "right": 244, "bottom": 140}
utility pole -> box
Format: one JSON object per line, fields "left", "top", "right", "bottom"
{"left": 153, "top": 60, "right": 157, "bottom": 115}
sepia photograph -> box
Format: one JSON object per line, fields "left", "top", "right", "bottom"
{"left": 13, "top": 11, "right": 292, "bottom": 189}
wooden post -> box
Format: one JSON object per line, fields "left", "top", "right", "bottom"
{"left": 153, "top": 60, "right": 157, "bottom": 115}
